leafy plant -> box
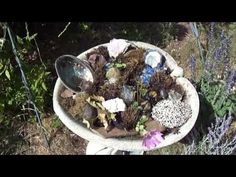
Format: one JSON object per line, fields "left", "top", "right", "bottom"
{"left": 200, "top": 78, "right": 236, "bottom": 117}
{"left": 51, "top": 115, "right": 63, "bottom": 129}
{"left": 114, "top": 63, "right": 126, "bottom": 69}
{"left": 0, "top": 23, "right": 52, "bottom": 154}
{"left": 135, "top": 115, "right": 148, "bottom": 135}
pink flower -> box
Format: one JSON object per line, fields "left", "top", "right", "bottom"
{"left": 142, "top": 130, "right": 164, "bottom": 149}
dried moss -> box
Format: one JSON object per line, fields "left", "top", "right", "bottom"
{"left": 98, "top": 83, "right": 122, "bottom": 100}
{"left": 150, "top": 70, "right": 174, "bottom": 91}
{"left": 68, "top": 93, "right": 96, "bottom": 120}
{"left": 86, "top": 46, "right": 110, "bottom": 60}
{"left": 59, "top": 45, "right": 189, "bottom": 137}
{"left": 118, "top": 48, "right": 145, "bottom": 83}
{"left": 120, "top": 105, "right": 140, "bottom": 130}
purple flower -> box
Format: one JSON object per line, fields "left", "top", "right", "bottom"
{"left": 142, "top": 130, "right": 164, "bottom": 149}
{"left": 226, "top": 69, "right": 236, "bottom": 93}
{"left": 213, "top": 48, "right": 222, "bottom": 61}
{"left": 184, "top": 112, "right": 236, "bottom": 155}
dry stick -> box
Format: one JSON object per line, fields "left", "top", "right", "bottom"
{"left": 24, "top": 22, "right": 46, "bottom": 69}
{"left": 6, "top": 24, "right": 50, "bottom": 148}
{"left": 34, "top": 38, "right": 46, "bottom": 69}
{"left": 58, "top": 22, "right": 71, "bottom": 38}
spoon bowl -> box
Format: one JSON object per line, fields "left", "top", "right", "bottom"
{"left": 55, "top": 55, "right": 95, "bottom": 93}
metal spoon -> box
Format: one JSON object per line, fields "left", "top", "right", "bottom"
{"left": 55, "top": 55, "right": 95, "bottom": 93}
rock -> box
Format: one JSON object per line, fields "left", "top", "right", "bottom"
{"left": 141, "top": 100, "right": 148, "bottom": 106}
{"left": 82, "top": 104, "right": 97, "bottom": 120}
{"left": 160, "top": 89, "right": 168, "bottom": 99}
{"left": 88, "top": 54, "right": 107, "bottom": 69}
{"left": 141, "top": 101, "right": 151, "bottom": 112}
{"left": 106, "top": 67, "right": 121, "bottom": 84}
{"left": 170, "top": 66, "right": 184, "bottom": 77}
{"left": 102, "top": 98, "right": 126, "bottom": 113}
{"left": 145, "top": 119, "right": 166, "bottom": 132}
{"left": 168, "top": 89, "right": 183, "bottom": 101}
{"left": 145, "top": 51, "right": 162, "bottom": 68}
{"left": 120, "top": 85, "right": 135, "bottom": 104}
{"left": 143, "top": 102, "right": 151, "bottom": 112}
{"left": 60, "top": 89, "right": 74, "bottom": 98}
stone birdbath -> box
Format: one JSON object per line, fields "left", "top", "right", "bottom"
{"left": 53, "top": 40, "right": 200, "bottom": 155}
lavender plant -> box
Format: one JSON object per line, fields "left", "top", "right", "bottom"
{"left": 190, "top": 22, "right": 236, "bottom": 117}
{"left": 183, "top": 112, "right": 236, "bottom": 155}
{"left": 182, "top": 23, "right": 236, "bottom": 155}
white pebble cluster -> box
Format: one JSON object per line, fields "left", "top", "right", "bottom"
{"left": 151, "top": 99, "right": 192, "bottom": 128}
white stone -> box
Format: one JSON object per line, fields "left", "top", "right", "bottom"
{"left": 170, "top": 66, "right": 184, "bottom": 77}
{"left": 102, "top": 98, "right": 126, "bottom": 113}
{"left": 145, "top": 51, "right": 162, "bottom": 68}
{"left": 107, "top": 39, "right": 130, "bottom": 58}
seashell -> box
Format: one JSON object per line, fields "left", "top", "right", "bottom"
{"left": 106, "top": 67, "right": 121, "bottom": 84}
{"left": 144, "top": 51, "right": 163, "bottom": 68}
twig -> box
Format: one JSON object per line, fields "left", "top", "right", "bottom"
{"left": 13, "top": 113, "right": 29, "bottom": 119}
{"left": 190, "top": 22, "right": 205, "bottom": 66}
{"left": 25, "top": 22, "right": 29, "bottom": 38}
{"left": 33, "top": 38, "right": 46, "bottom": 69}
{"left": 58, "top": 22, "right": 71, "bottom": 38}
{"left": 25, "top": 22, "right": 46, "bottom": 69}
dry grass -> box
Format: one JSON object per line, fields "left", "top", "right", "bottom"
{"left": 146, "top": 142, "right": 186, "bottom": 155}
{"left": 19, "top": 117, "right": 88, "bottom": 155}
